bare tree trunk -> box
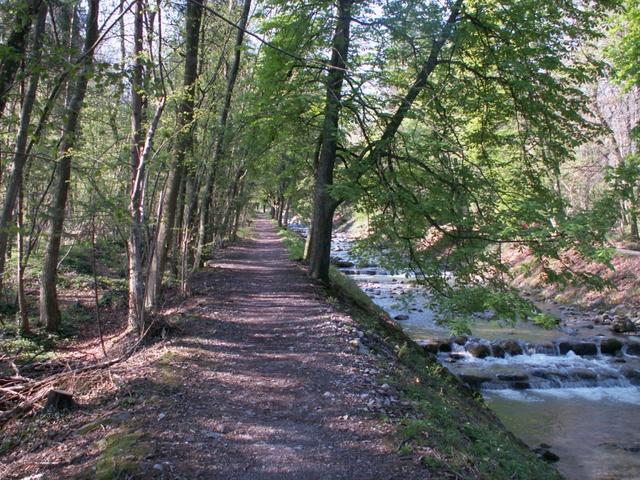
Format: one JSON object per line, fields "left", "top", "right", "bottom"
{"left": 220, "top": 167, "right": 247, "bottom": 240}
{"left": 171, "top": 176, "right": 186, "bottom": 277}
{"left": 193, "top": 0, "right": 252, "bottom": 270}
{"left": 303, "top": 133, "right": 324, "bottom": 263}
{"left": 283, "top": 197, "right": 292, "bottom": 228}
{"left": 128, "top": 0, "right": 147, "bottom": 334}
{"left": 179, "top": 174, "right": 198, "bottom": 295}
{"left": 17, "top": 183, "right": 28, "bottom": 334}
{"left": 40, "top": 0, "right": 100, "bottom": 332}
{"left": 308, "top": 0, "right": 353, "bottom": 281}
{"left": 0, "top": 0, "right": 43, "bottom": 118}
{"left": 0, "top": 2, "right": 47, "bottom": 293}
{"left": 145, "top": 0, "right": 202, "bottom": 309}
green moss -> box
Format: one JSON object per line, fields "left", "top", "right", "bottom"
{"left": 95, "top": 430, "right": 151, "bottom": 480}
{"left": 76, "top": 417, "right": 113, "bottom": 435}
{"left": 154, "top": 351, "right": 182, "bottom": 388}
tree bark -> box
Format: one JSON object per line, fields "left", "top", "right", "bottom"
{"left": 17, "top": 182, "right": 28, "bottom": 334}
{"left": 145, "top": 0, "right": 202, "bottom": 309}
{"left": 128, "top": 0, "right": 147, "bottom": 334}
{"left": 0, "top": 2, "right": 47, "bottom": 293}
{"left": 307, "top": 0, "right": 353, "bottom": 281}
{"left": 40, "top": 0, "right": 100, "bottom": 331}
{"left": 0, "top": 0, "right": 43, "bottom": 118}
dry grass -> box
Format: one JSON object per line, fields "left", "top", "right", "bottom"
{"left": 505, "top": 246, "right": 640, "bottom": 311}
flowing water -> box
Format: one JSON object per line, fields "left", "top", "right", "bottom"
{"left": 304, "top": 226, "right": 640, "bottom": 480}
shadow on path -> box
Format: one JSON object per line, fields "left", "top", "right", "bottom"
{"left": 132, "top": 216, "right": 426, "bottom": 479}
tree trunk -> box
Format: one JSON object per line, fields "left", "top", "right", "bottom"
{"left": 0, "top": 0, "right": 43, "bottom": 118}
{"left": 0, "top": 2, "right": 47, "bottom": 293}
{"left": 145, "top": 0, "right": 202, "bottom": 309}
{"left": 179, "top": 174, "right": 198, "bottom": 295}
{"left": 307, "top": 0, "right": 463, "bottom": 280}
{"left": 17, "top": 182, "right": 28, "bottom": 334}
{"left": 171, "top": 175, "right": 186, "bottom": 277}
{"left": 40, "top": 0, "right": 100, "bottom": 332}
{"left": 308, "top": 0, "right": 353, "bottom": 281}
{"left": 128, "top": 0, "right": 147, "bottom": 334}
{"left": 129, "top": 99, "right": 165, "bottom": 333}
{"left": 193, "top": 0, "right": 252, "bottom": 270}
{"left": 283, "top": 197, "right": 292, "bottom": 228}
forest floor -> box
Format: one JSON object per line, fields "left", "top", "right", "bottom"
{"left": 0, "top": 216, "right": 559, "bottom": 479}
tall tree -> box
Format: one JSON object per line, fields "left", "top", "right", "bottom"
{"left": 0, "top": 1, "right": 47, "bottom": 293}
{"left": 193, "top": 0, "right": 253, "bottom": 271}
{"left": 145, "top": 0, "right": 203, "bottom": 309}
{"left": 40, "top": 0, "right": 100, "bottom": 331}
{"left": 307, "top": 0, "right": 353, "bottom": 281}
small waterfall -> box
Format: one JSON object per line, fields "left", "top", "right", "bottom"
{"left": 328, "top": 231, "right": 640, "bottom": 394}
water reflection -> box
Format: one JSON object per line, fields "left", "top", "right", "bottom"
{"left": 486, "top": 389, "right": 640, "bottom": 480}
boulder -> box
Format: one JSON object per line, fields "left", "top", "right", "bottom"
{"left": 466, "top": 342, "right": 491, "bottom": 359}
{"left": 599, "top": 312, "right": 612, "bottom": 325}
{"left": 626, "top": 342, "right": 640, "bottom": 356}
{"left": 497, "top": 373, "right": 529, "bottom": 382}
{"left": 558, "top": 341, "right": 597, "bottom": 356}
{"left": 513, "top": 381, "right": 531, "bottom": 390}
{"left": 491, "top": 343, "right": 505, "bottom": 358}
{"left": 330, "top": 258, "right": 355, "bottom": 268}
{"left": 451, "top": 335, "right": 468, "bottom": 346}
{"left": 600, "top": 338, "right": 623, "bottom": 356}
{"left": 569, "top": 368, "right": 598, "bottom": 380}
{"left": 558, "top": 341, "right": 572, "bottom": 355}
{"left": 534, "top": 445, "right": 560, "bottom": 463}
{"left": 459, "top": 374, "right": 493, "bottom": 389}
{"left": 621, "top": 366, "right": 640, "bottom": 383}
{"left": 572, "top": 342, "right": 598, "bottom": 356}
{"left": 610, "top": 317, "right": 637, "bottom": 334}
{"left": 423, "top": 340, "right": 439, "bottom": 354}
{"left": 423, "top": 339, "right": 451, "bottom": 354}
{"left": 497, "top": 340, "right": 523, "bottom": 356}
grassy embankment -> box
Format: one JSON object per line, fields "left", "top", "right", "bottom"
{"left": 278, "top": 227, "right": 562, "bottom": 480}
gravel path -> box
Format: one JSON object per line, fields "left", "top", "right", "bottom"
{"left": 145, "top": 216, "right": 427, "bottom": 479}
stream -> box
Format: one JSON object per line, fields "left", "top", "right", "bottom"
{"left": 294, "top": 225, "right": 640, "bottom": 479}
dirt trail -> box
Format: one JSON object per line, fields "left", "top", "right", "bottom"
{"left": 127, "top": 216, "right": 425, "bottom": 479}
